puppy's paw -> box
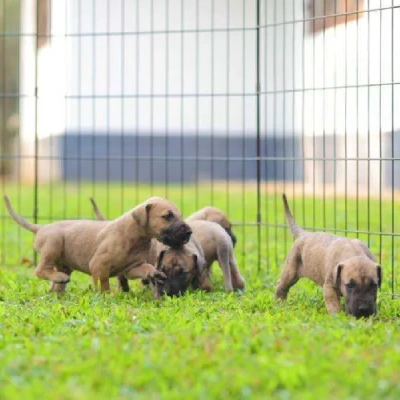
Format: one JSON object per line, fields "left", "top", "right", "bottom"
{"left": 53, "top": 272, "right": 70, "bottom": 284}
{"left": 148, "top": 270, "right": 166, "bottom": 286}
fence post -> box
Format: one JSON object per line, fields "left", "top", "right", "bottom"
{"left": 256, "top": 0, "right": 261, "bottom": 272}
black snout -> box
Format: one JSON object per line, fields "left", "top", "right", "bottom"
{"left": 348, "top": 303, "right": 376, "bottom": 319}
{"left": 155, "top": 282, "right": 188, "bottom": 298}
{"left": 159, "top": 222, "right": 192, "bottom": 248}
{"left": 355, "top": 304, "right": 375, "bottom": 319}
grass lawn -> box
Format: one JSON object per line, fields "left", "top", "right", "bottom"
{"left": 0, "top": 182, "right": 399, "bottom": 399}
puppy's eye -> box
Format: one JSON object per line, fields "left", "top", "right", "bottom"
{"left": 162, "top": 212, "right": 173, "bottom": 221}
{"left": 370, "top": 281, "right": 378, "bottom": 289}
{"left": 345, "top": 282, "right": 356, "bottom": 290}
{"left": 178, "top": 268, "right": 187, "bottom": 277}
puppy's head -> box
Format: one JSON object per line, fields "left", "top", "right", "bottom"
{"left": 201, "top": 207, "right": 237, "bottom": 247}
{"left": 153, "top": 247, "right": 205, "bottom": 297}
{"left": 132, "top": 197, "right": 192, "bottom": 248}
{"left": 334, "top": 256, "right": 382, "bottom": 319}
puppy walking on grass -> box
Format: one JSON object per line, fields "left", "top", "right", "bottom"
{"left": 4, "top": 195, "right": 192, "bottom": 293}
{"left": 276, "top": 194, "right": 382, "bottom": 318}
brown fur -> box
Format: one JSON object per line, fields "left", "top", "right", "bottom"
{"left": 187, "top": 220, "right": 245, "bottom": 292}
{"left": 151, "top": 237, "right": 207, "bottom": 297}
{"left": 276, "top": 194, "right": 382, "bottom": 318}
{"left": 4, "top": 195, "right": 192, "bottom": 293}
{"left": 90, "top": 200, "right": 240, "bottom": 293}
{"left": 186, "top": 206, "right": 237, "bottom": 247}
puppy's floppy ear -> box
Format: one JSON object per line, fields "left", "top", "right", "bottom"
{"left": 132, "top": 203, "right": 152, "bottom": 227}
{"left": 376, "top": 264, "right": 382, "bottom": 289}
{"left": 333, "top": 263, "right": 344, "bottom": 287}
{"left": 157, "top": 250, "right": 166, "bottom": 270}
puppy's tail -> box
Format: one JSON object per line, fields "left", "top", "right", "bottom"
{"left": 89, "top": 197, "right": 106, "bottom": 221}
{"left": 3, "top": 195, "right": 41, "bottom": 233}
{"left": 282, "top": 194, "right": 304, "bottom": 238}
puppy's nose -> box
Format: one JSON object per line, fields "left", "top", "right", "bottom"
{"left": 358, "top": 305, "right": 370, "bottom": 313}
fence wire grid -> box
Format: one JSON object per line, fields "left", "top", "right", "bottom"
{"left": 1, "top": 0, "right": 399, "bottom": 298}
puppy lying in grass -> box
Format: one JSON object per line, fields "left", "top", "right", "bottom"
{"left": 4, "top": 195, "right": 192, "bottom": 293}
{"left": 276, "top": 194, "right": 382, "bottom": 318}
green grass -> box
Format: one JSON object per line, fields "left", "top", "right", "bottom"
{"left": 0, "top": 183, "right": 400, "bottom": 399}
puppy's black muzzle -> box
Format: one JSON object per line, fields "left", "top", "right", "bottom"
{"left": 159, "top": 222, "right": 192, "bottom": 248}
{"left": 351, "top": 304, "right": 376, "bottom": 319}
{"left": 154, "top": 279, "right": 189, "bottom": 298}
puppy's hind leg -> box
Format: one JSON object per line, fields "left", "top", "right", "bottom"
{"left": 229, "top": 255, "right": 245, "bottom": 290}
{"left": 35, "top": 237, "right": 70, "bottom": 284}
{"left": 217, "top": 244, "right": 233, "bottom": 292}
{"left": 275, "top": 244, "right": 301, "bottom": 300}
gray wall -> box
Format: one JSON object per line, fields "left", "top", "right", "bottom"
{"left": 58, "top": 133, "right": 303, "bottom": 183}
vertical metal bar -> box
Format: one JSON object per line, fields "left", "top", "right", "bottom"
{"left": 282, "top": 0, "right": 287, "bottom": 251}
{"left": 391, "top": 0, "right": 395, "bottom": 298}
{"left": 256, "top": 0, "right": 261, "bottom": 272}
{"left": 344, "top": 0, "right": 348, "bottom": 236}
{"left": 33, "top": 0, "right": 40, "bottom": 264}
{"left": 333, "top": 0, "right": 337, "bottom": 234}
{"left": 226, "top": 0, "right": 230, "bottom": 218}
{"left": 195, "top": 0, "right": 199, "bottom": 209}
{"left": 77, "top": 0, "right": 81, "bottom": 218}
{"left": 241, "top": 0, "right": 246, "bottom": 270}
{"left": 273, "top": 0, "right": 278, "bottom": 268}
{"left": 292, "top": 0, "right": 296, "bottom": 243}
{"left": 301, "top": 0, "right": 306, "bottom": 233}
{"left": 63, "top": 0, "right": 68, "bottom": 219}
{"left": 356, "top": 0, "right": 360, "bottom": 237}
{"left": 264, "top": 0, "right": 270, "bottom": 273}
{"left": 150, "top": 0, "right": 154, "bottom": 196}
{"left": 165, "top": 0, "right": 169, "bottom": 198}
{"left": 379, "top": 0, "right": 382, "bottom": 266}
{"left": 121, "top": 0, "right": 125, "bottom": 212}
{"left": 180, "top": 0, "right": 184, "bottom": 212}
{"left": 1, "top": 0, "right": 6, "bottom": 265}
{"left": 211, "top": 0, "right": 214, "bottom": 206}
{"left": 367, "top": 0, "right": 371, "bottom": 247}
{"left": 135, "top": 0, "right": 140, "bottom": 204}
{"left": 322, "top": 0, "right": 326, "bottom": 230}
{"left": 106, "top": 0, "right": 110, "bottom": 216}
{"left": 312, "top": 0, "right": 316, "bottom": 232}
{"left": 92, "top": 0, "right": 96, "bottom": 207}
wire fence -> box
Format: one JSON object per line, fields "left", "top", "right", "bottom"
{"left": 0, "top": 0, "right": 399, "bottom": 297}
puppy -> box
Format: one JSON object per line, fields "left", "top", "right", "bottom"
{"left": 151, "top": 238, "right": 207, "bottom": 297}
{"left": 187, "top": 220, "right": 245, "bottom": 292}
{"left": 90, "top": 198, "right": 207, "bottom": 296}
{"left": 4, "top": 195, "right": 192, "bottom": 292}
{"left": 186, "top": 206, "right": 237, "bottom": 247}
{"left": 276, "top": 194, "right": 382, "bottom": 318}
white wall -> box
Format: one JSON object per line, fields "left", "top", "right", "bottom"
{"left": 19, "top": 0, "right": 400, "bottom": 179}
{"left": 65, "top": 0, "right": 259, "bottom": 136}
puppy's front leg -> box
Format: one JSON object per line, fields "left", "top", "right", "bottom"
{"left": 89, "top": 260, "right": 111, "bottom": 292}
{"left": 323, "top": 283, "right": 341, "bottom": 314}
{"left": 124, "top": 263, "right": 166, "bottom": 285}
